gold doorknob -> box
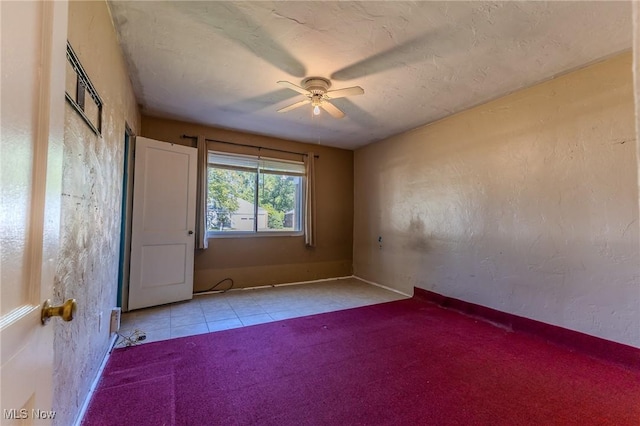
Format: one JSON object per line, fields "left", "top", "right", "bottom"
{"left": 41, "top": 299, "right": 77, "bottom": 325}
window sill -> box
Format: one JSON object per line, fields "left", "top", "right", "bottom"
{"left": 207, "top": 231, "right": 304, "bottom": 239}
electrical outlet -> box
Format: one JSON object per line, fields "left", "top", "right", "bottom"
{"left": 110, "top": 308, "right": 122, "bottom": 334}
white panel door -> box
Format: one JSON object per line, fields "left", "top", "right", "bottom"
{"left": 0, "top": 0, "right": 67, "bottom": 423}
{"left": 128, "top": 137, "right": 197, "bottom": 310}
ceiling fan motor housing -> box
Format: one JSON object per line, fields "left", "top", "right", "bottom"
{"left": 303, "top": 77, "right": 331, "bottom": 95}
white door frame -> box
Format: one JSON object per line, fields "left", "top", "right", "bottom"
{"left": 117, "top": 128, "right": 135, "bottom": 312}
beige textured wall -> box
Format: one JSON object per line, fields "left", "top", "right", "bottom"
{"left": 354, "top": 52, "right": 640, "bottom": 348}
{"left": 635, "top": 2, "right": 640, "bottom": 213}
{"left": 53, "top": 1, "right": 140, "bottom": 425}
{"left": 141, "top": 117, "right": 354, "bottom": 291}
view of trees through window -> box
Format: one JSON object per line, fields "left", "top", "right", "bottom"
{"left": 207, "top": 166, "right": 302, "bottom": 233}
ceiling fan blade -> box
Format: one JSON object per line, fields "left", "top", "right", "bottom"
{"left": 325, "top": 86, "right": 364, "bottom": 99}
{"left": 277, "top": 98, "right": 311, "bottom": 113}
{"left": 320, "top": 101, "right": 345, "bottom": 119}
{"left": 277, "top": 81, "right": 310, "bottom": 96}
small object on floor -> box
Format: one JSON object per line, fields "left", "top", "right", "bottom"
{"left": 116, "top": 329, "right": 147, "bottom": 347}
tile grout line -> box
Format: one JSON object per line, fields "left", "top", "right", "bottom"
{"left": 123, "top": 279, "right": 403, "bottom": 345}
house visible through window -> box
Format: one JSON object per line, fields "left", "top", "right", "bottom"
{"left": 207, "top": 151, "right": 305, "bottom": 235}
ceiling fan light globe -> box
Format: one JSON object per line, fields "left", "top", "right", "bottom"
{"left": 313, "top": 105, "right": 321, "bottom": 115}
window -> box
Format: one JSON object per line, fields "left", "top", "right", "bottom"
{"left": 207, "top": 151, "right": 304, "bottom": 235}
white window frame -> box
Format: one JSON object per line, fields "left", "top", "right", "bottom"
{"left": 206, "top": 151, "right": 305, "bottom": 238}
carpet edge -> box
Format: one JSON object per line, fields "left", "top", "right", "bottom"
{"left": 413, "top": 287, "right": 640, "bottom": 370}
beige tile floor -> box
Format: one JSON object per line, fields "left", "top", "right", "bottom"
{"left": 116, "top": 277, "right": 408, "bottom": 347}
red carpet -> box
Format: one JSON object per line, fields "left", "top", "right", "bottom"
{"left": 83, "top": 297, "right": 640, "bottom": 425}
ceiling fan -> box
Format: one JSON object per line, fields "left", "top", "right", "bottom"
{"left": 276, "top": 77, "right": 364, "bottom": 119}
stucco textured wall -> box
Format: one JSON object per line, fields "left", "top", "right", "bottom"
{"left": 354, "top": 52, "right": 640, "bottom": 348}
{"left": 53, "top": 1, "right": 140, "bottom": 425}
{"left": 635, "top": 2, "right": 640, "bottom": 206}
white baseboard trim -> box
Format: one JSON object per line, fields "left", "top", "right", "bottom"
{"left": 193, "top": 275, "right": 413, "bottom": 298}
{"left": 272, "top": 275, "right": 354, "bottom": 288}
{"left": 193, "top": 275, "right": 354, "bottom": 296}
{"left": 73, "top": 333, "right": 119, "bottom": 426}
{"left": 351, "top": 275, "right": 412, "bottom": 298}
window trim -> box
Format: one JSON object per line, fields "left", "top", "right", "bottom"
{"left": 206, "top": 151, "right": 305, "bottom": 238}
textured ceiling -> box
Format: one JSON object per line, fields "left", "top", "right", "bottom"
{"left": 108, "top": 1, "right": 632, "bottom": 150}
